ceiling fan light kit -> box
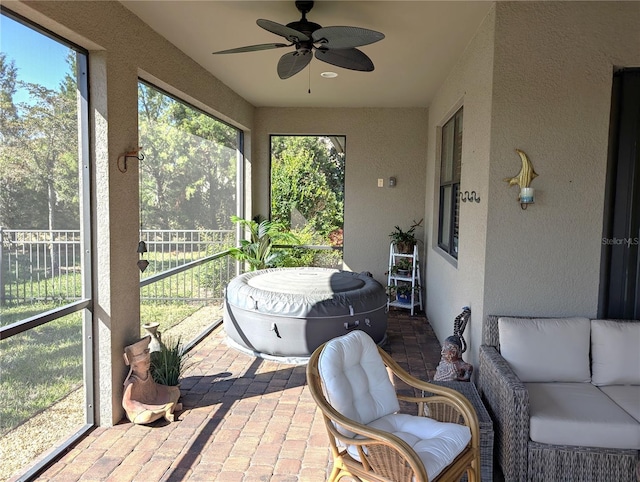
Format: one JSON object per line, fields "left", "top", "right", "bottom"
{"left": 212, "top": 1, "right": 385, "bottom": 80}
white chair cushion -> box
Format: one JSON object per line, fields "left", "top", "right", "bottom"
{"left": 599, "top": 385, "right": 640, "bottom": 423}
{"left": 346, "top": 413, "right": 471, "bottom": 481}
{"left": 498, "top": 317, "right": 591, "bottom": 382}
{"left": 591, "top": 319, "right": 640, "bottom": 386}
{"left": 527, "top": 382, "right": 640, "bottom": 450}
{"left": 318, "top": 330, "right": 399, "bottom": 437}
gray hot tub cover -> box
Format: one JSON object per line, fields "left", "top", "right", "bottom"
{"left": 225, "top": 267, "right": 386, "bottom": 319}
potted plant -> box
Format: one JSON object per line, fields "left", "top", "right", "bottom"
{"left": 387, "top": 283, "right": 419, "bottom": 305}
{"left": 150, "top": 336, "right": 189, "bottom": 387}
{"left": 389, "top": 219, "right": 423, "bottom": 254}
{"left": 229, "top": 215, "right": 300, "bottom": 271}
{"left": 391, "top": 257, "right": 413, "bottom": 277}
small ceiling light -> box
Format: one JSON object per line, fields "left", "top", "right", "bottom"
{"left": 321, "top": 71, "right": 338, "bottom": 78}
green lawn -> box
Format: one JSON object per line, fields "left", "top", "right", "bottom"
{"left": 0, "top": 300, "right": 206, "bottom": 435}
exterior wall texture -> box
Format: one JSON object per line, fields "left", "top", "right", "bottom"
{"left": 424, "top": 6, "right": 496, "bottom": 367}
{"left": 426, "top": 1, "right": 640, "bottom": 370}
{"left": 484, "top": 1, "right": 640, "bottom": 321}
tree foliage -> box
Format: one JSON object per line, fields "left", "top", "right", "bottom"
{"left": 270, "top": 136, "right": 344, "bottom": 243}
{"left": 0, "top": 51, "right": 79, "bottom": 230}
{"left": 0, "top": 52, "right": 241, "bottom": 233}
{"left": 138, "top": 83, "right": 239, "bottom": 230}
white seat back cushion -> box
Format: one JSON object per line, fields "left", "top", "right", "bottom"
{"left": 498, "top": 317, "right": 591, "bottom": 382}
{"left": 591, "top": 319, "right": 640, "bottom": 386}
{"left": 527, "top": 383, "right": 640, "bottom": 450}
{"left": 318, "top": 330, "right": 400, "bottom": 436}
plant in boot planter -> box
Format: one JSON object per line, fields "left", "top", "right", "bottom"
{"left": 150, "top": 336, "right": 189, "bottom": 387}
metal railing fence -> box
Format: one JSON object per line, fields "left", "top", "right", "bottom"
{"left": 0, "top": 228, "right": 235, "bottom": 306}
{"left": 0, "top": 228, "right": 82, "bottom": 305}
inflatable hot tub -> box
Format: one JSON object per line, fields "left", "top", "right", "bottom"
{"left": 223, "top": 267, "right": 387, "bottom": 359}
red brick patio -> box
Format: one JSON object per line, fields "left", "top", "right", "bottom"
{"left": 34, "top": 311, "right": 442, "bottom": 482}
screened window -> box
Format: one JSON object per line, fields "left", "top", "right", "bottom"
{"left": 137, "top": 81, "right": 242, "bottom": 341}
{"left": 270, "top": 135, "right": 345, "bottom": 268}
{"left": 438, "top": 108, "right": 463, "bottom": 258}
{"left": 0, "top": 8, "right": 92, "bottom": 479}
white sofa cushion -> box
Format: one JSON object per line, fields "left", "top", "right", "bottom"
{"left": 591, "top": 319, "right": 640, "bottom": 386}
{"left": 347, "top": 413, "right": 471, "bottom": 481}
{"left": 498, "top": 317, "right": 591, "bottom": 382}
{"left": 600, "top": 385, "right": 640, "bottom": 423}
{"left": 527, "top": 382, "right": 640, "bottom": 450}
{"left": 318, "top": 330, "right": 399, "bottom": 437}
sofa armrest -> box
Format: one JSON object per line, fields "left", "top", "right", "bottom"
{"left": 479, "top": 345, "right": 530, "bottom": 482}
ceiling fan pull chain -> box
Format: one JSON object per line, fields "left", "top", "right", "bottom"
{"left": 308, "top": 63, "right": 311, "bottom": 94}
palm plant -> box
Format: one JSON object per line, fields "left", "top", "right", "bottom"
{"left": 229, "top": 215, "right": 300, "bottom": 271}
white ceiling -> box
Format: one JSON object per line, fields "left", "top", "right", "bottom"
{"left": 120, "top": 1, "right": 492, "bottom": 108}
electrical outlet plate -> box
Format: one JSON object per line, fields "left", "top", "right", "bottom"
{"left": 377, "top": 178, "right": 384, "bottom": 187}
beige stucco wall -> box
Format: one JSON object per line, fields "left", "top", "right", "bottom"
{"left": 253, "top": 108, "right": 428, "bottom": 286}
{"left": 484, "top": 1, "right": 640, "bottom": 318}
{"left": 426, "top": 1, "right": 640, "bottom": 370}
{"left": 424, "top": 7, "right": 495, "bottom": 367}
{"left": 6, "top": 0, "right": 255, "bottom": 425}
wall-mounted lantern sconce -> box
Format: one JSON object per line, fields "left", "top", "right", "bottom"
{"left": 504, "top": 149, "right": 538, "bottom": 210}
{"left": 519, "top": 187, "right": 535, "bottom": 209}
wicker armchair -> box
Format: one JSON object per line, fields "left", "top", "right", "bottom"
{"left": 306, "top": 330, "right": 480, "bottom": 482}
{"left": 479, "top": 315, "right": 639, "bottom": 482}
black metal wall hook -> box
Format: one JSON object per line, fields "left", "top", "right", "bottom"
{"left": 117, "top": 148, "right": 144, "bottom": 173}
{"left": 460, "top": 190, "right": 481, "bottom": 203}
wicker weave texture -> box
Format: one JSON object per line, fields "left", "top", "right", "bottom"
{"left": 528, "top": 442, "right": 638, "bottom": 482}
{"left": 479, "top": 345, "right": 529, "bottom": 482}
{"left": 366, "top": 444, "right": 413, "bottom": 482}
{"left": 428, "top": 381, "right": 494, "bottom": 482}
{"left": 479, "top": 315, "right": 640, "bottom": 482}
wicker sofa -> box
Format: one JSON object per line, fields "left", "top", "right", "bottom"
{"left": 479, "top": 315, "right": 639, "bottom": 482}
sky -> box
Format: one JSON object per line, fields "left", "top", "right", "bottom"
{"left": 1, "top": 13, "right": 72, "bottom": 104}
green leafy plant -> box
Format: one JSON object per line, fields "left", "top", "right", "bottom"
{"left": 229, "top": 215, "right": 300, "bottom": 271}
{"left": 150, "top": 336, "right": 189, "bottom": 386}
{"left": 391, "top": 257, "right": 413, "bottom": 275}
{"left": 389, "top": 219, "right": 423, "bottom": 253}
{"left": 387, "top": 283, "right": 416, "bottom": 296}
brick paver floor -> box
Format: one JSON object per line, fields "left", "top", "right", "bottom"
{"left": 35, "top": 310, "right": 442, "bottom": 482}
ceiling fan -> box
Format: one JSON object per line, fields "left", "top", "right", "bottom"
{"left": 212, "top": 1, "right": 385, "bottom": 80}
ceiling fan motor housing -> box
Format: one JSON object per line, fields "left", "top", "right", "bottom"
{"left": 295, "top": 1, "right": 314, "bottom": 16}
{"left": 289, "top": 0, "right": 320, "bottom": 52}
